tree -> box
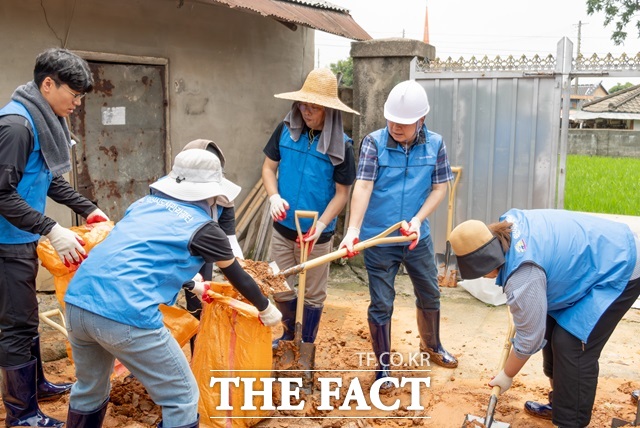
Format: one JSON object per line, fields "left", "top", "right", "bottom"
{"left": 609, "top": 82, "right": 635, "bottom": 93}
{"left": 586, "top": 0, "right": 640, "bottom": 45}
{"left": 329, "top": 57, "right": 353, "bottom": 87}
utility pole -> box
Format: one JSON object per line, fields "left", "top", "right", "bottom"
{"left": 574, "top": 20, "right": 587, "bottom": 96}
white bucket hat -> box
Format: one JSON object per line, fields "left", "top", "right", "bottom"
{"left": 150, "top": 149, "right": 241, "bottom": 202}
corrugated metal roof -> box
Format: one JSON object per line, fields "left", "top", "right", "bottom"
{"left": 281, "top": 0, "right": 349, "bottom": 13}
{"left": 195, "top": 0, "right": 371, "bottom": 41}
{"left": 582, "top": 83, "right": 640, "bottom": 114}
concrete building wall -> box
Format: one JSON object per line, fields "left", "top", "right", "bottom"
{"left": 0, "top": 0, "right": 313, "bottom": 289}
{"left": 569, "top": 130, "right": 640, "bottom": 158}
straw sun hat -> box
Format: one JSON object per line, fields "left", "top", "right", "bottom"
{"left": 449, "top": 219, "right": 506, "bottom": 280}
{"left": 274, "top": 68, "right": 359, "bottom": 115}
{"left": 150, "top": 149, "right": 241, "bottom": 202}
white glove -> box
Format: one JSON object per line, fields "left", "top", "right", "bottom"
{"left": 339, "top": 226, "right": 360, "bottom": 255}
{"left": 190, "top": 280, "right": 208, "bottom": 299}
{"left": 258, "top": 301, "right": 282, "bottom": 327}
{"left": 400, "top": 216, "right": 421, "bottom": 250}
{"left": 269, "top": 194, "right": 289, "bottom": 222}
{"left": 45, "top": 224, "right": 87, "bottom": 267}
{"left": 86, "top": 208, "right": 109, "bottom": 224}
{"left": 301, "top": 221, "right": 326, "bottom": 255}
{"left": 227, "top": 234, "right": 244, "bottom": 259}
{"left": 488, "top": 370, "right": 513, "bottom": 395}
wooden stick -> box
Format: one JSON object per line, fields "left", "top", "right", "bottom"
{"left": 237, "top": 188, "right": 267, "bottom": 236}
{"left": 235, "top": 178, "right": 263, "bottom": 220}
{"left": 278, "top": 221, "right": 414, "bottom": 277}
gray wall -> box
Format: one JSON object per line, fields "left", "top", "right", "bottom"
{"left": 0, "top": 0, "right": 313, "bottom": 289}
{"left": 0, "top": 0, "right": 313, "bottom": 202}
{"left": 569, "top": 130, "right": 640, "bottom": 158}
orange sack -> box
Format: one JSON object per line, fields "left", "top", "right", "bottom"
{"left": 191, "top": 284, "right": 272, "bottom": 427}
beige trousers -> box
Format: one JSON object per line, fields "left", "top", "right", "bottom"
{"left": 269, "top": 229, "right": 333, "bottom": 307}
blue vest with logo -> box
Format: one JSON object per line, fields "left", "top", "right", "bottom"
{"left": 0, "top": 101, "right": 53, "bottom": 244}
{"left": 64, "top": 195, "right": 212, "bottom": 329}
{"left": 361, "top": 125, "right": 441, "bottom": 243}
{"left": 496, "top": 209, "right": 636, "bottom": 342}
{"left": 277, "top": 125, "right": 351, "bottom": 233}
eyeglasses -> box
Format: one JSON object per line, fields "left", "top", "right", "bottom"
{"left": 298, "top": 103, "right": 324, "bottom": 114}
{"left": 60, "top": 85, "right": 86, "bottom": 100}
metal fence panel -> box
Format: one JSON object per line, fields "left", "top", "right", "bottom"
{"left": 413, "top": 65, "right": 561, "bottom": 254}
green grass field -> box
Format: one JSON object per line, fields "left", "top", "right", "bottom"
{"left": 565, "top": 155, "right": 640, "bottom": 216}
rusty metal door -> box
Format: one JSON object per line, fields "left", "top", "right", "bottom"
{"left": 69, "top": 61, "right": 167, "bottom": 221}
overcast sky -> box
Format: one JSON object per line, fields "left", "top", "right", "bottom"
{"left": 315, "top": 0, "right": 640, "bottom": 87}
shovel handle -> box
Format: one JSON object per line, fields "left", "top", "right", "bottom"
{"left": 278, "top": 221, "right": 414, "bottom": 278}
{"left": 484, "top": 310, "right": 515, "bottom": 426}
{"left": 293, "top": 211, "right": 318, "bottom": 341}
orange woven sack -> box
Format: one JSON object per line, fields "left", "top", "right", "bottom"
{"left": 191, "top": 286, "right": 272, "bottom": 427}
{"left": 37, "top": 222, "right": 114, "bottom": 309}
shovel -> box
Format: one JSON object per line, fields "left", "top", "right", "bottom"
{"left": 462, "top": 309, "right": 515, "bottom": 428}
{"left": 273, "top": 210, "right": 318, "bottom": 387}
{"left": 437, "top": 166, "right": 462, "bottom": 287}
{"left": 612, "top": 400, "right": 640, "bottom": 427}
{"left": 276, "top": 220, "right": 415, "bottom": 279}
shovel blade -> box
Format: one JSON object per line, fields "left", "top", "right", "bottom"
{"left": 611, "top": 418, "right": 633, "bottom": 427}
{"left": 462, "top": 414, "right": 510, "bottom": 428}
{"left": 273, "top": 340, "right": 316, "bottom": 370}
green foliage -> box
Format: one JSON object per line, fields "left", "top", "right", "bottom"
{"left": 329, "top": 57, "right": 353, "bottom": 87}
{"left": 565, "top": 155, "right": 640, "bottom": 215}
{"left": 586, "top": 0, "right": 640, "bottom": 45}
{"left": 609, "top": 82, "right": 634, "bottom": 93}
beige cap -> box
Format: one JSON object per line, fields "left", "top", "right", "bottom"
{"left": 449, "top": 220, "right": 505, "bottom": 280}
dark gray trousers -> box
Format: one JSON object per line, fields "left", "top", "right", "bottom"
{"left": 0, "top": 248, "right": 40, "bottom": 367}
{"left": 542, "top": 276, "right": 640, "bottom": 427}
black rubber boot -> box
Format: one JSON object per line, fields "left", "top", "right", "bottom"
{"left": 416, "top": 308, "right": 458, "bottom": 368}
{"left": 368, "top": 320, "right": 393, "bottom": 389}
{"left": 157, "top": 414, "right": 199, "bottom": 427}
{"left": 524, "top": 390, "right": 553, "bottom": 420}
{"left": 302, "top": 305, "right": 323, "bottom": 343}
{"left": 271, "top": 298, "right": 297, "bottom": 349}
{"left": 31, "top": 335, "right": 73, "bottom": 401}
{"left": 66, "top": 398, "right": 109, "bottom": 428}
{"left": 0, "top": 358, "right": 64, "bottom": 427}
{"left": 632, "top": 389, "right": 639, "bottom": 404}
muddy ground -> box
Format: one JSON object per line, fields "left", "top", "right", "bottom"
{"left": 2, "top": 258, "right": 640, "bottom": 428}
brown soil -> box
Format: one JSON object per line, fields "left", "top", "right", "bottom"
{"left": 238, "top": 258, "right": 291, "bottom": 296}
{"left": 3, "top": 262, "right": 640, "bottom": 428}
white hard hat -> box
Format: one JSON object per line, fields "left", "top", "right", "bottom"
{"left": 383, "top": 80, "right": 430, "bottom": 124}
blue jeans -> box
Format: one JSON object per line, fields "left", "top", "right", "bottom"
{"left": 364, "top": 236, "right": 440, "bottom": 324}
{"left": 65, "top": 304, "right": 199, "bottom": 427}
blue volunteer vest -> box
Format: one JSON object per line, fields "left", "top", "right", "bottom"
{"left": 496, "top": 209, "right": 636, "bottom": 342}
{"left": 64, "top": 195, "right": 212, "bottom": 329}
{"left": 361, "top": 125, "right": 441, "bottom": 243}
{"left": 277, "top": 125, "right": 351, "bottom": 233}
{"left": 0, "top": 101, "right": 53, "bottom": 244}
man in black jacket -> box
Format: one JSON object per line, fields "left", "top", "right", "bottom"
{"left": 0, "top": 48, "right": 108, "bottom": 427}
